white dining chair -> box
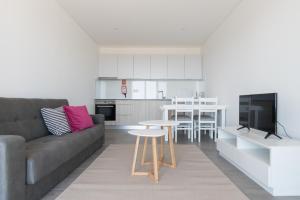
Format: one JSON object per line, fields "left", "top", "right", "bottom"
{"left": 194, "top": 98, "right": 218, "bottom": 142}
{"left": 172, "top": 97, "right": 194, "bottom": 143}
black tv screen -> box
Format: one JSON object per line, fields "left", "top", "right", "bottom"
{"left": 239, "top": 93, "right": 277, "bottom": 134}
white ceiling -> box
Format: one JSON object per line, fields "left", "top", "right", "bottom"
{"left": 58, "top": 0, "right": 242, "bottom": 46}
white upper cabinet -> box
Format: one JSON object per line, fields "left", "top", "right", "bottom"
{"left": 184, "top": 55, "right": 202, "bottom": 79}
{"left": 134, "top": 55, "right": 151, "bottom": 79}
{"left": 99, "top": 54, "right": 118, "bottom": 77}
{"left": 167, "top": 55, "right": 185, "bottom": 79}
{"left": 117, "top": 55, "right": 134, "bottom": 79}
{"left": 150, "top": 55, "right": 168, "bottom": 79}
{"left": 99, "top": 53, "right": 202, "bottom": 80}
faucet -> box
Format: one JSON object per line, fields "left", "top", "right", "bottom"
{"left": 158, "top": 90, "right": 165, "bottom": 99}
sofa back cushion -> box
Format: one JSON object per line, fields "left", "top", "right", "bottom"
{"left": 0, "top": 98, "right": 68, "bottom": 141}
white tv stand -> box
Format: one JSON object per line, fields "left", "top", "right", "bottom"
{"left": 217, "top": 127, "right": 300, "bottom": 196}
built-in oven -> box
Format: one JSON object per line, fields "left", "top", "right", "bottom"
{"left": 95, "top": 101, "right": 116, "bottom": 121}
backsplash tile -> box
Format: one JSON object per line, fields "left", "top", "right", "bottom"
{"left": 96, "top": 80, "right": 205, "bottom": 99}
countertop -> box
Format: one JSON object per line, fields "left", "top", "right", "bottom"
{"left": 95, "top": 99, "right": 172, "bottom": 101}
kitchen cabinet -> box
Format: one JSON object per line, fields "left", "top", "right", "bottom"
{"left": 118, "top": 55, "right": 134, "bottom": 79}
{"left": 184, "top": 55, "right": 202, "bottom": 79}
{"left": 131, "top": 101, "right": 147, "bottom": 124}
{"left": 99, "top": 54, "right": 118, "bottom": 77}
{"left": 115, "top": 100, "right": 147, "bottom": 125}
{"left": 167, "top": 55, "right": 185, "bottom": 79}
{"left": 115, "top": 100, "right": 170, "bottom": 125}
{"left": 98, "top": 53, "right": 202, "bottom": 80}
{"left": 115, "top": 101, "right": 133, "bottom": 125}
{"left": 146, "top": 100, "right": 169, "bottom": 120}
{"left": 150, "top": 55, "right": 168, "bottom": 79}
{"left": 134, "top": 55, "right": 151, "bottom": 79}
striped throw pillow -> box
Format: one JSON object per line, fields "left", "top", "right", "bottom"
{"left": 41, "top": 107, "right": 71, "bottom": 136}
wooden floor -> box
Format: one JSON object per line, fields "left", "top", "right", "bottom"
{"left": 42, "top": 129, "right": 300, "bottom": 200}
{"left": 56, "top": 144, "right": 249, "bottom": 200}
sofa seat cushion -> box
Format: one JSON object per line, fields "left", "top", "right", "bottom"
{"left": 25, "top": 125, "right": 104, "bottom": 184}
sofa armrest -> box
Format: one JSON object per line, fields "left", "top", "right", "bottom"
{"left": 0, "top": 135, "right": 26, "bottom": 200}
{"left": 91, "top": 114, "right": 105, "bottom": 125}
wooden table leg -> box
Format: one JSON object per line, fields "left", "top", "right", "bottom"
{"left": 160, "top": 126, "right": 164, "bottom": 162}
{"left": 152, "top": 137, "right": 159, "bottom": 183}
{"left": 141, "top": 125, "right": 150, "bottom": 165}
{"left": 168, "top": 126, "right": 176, "bottom": 168}
{"left": 141, "top": 137, "right": 148, "bottom": 165}
{"left": 132, "top": 136, "right": 140, "bottom": 176}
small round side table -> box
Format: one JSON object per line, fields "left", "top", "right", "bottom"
{"left": 138, "top": 120, "right": 179, "bottom": 168}
{"left": 128, "top": 129, "right": 167, "bottom": 183}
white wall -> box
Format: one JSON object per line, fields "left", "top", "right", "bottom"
{"left": 203, "top": 0, "right": 300, "bottom": 138}
{"left": 0, "top": 0, "right": 98, "bottom": 112}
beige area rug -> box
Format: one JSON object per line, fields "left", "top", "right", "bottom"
{"left": 56, "top": 144, "right": 249, "bottom": 200}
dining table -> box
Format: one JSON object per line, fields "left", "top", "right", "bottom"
{"left": 160, "top": 104, "right": 227, "bottom": 141}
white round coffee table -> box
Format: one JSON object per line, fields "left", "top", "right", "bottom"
{"left": 128, "top": 129, "right": 167, "bottom": 183}
{"left": 138, "top": 120, "right": 179, "bottom": 168}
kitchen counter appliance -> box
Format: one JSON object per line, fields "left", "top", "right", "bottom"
{"left": 95, "top": 101, "right": 116, "bottom": 121}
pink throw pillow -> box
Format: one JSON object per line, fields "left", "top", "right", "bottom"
{"left": 63, "top": 105, "right": 94, "bottom": 132}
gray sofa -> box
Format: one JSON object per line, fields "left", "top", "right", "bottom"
{"left": 0, "top": 98, "right": 105, "bottom": 200}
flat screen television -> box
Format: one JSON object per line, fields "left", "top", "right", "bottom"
{"left": 239, "top": 93, "right": 280, "bottom": 139}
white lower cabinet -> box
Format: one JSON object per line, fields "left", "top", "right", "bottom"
{"left": 115, "top": 100, "right": 170, "bottom": 125}
{"left": 131, "top": 101, "right": 147, "bottom": 124}
{"left": 115, "top": 101, "right": 133, "bottom": 125}
{"left": 146, "top": 101, "right": 166, "bottom": 120}
{"left": 217, "top": 127, "right": 300, "bottom": 196}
